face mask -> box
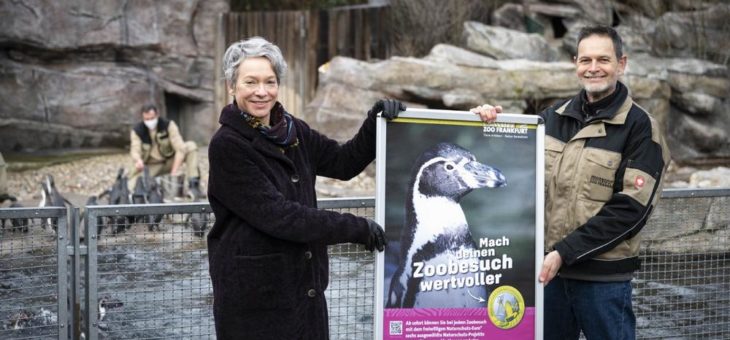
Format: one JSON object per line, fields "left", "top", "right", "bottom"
{"left": 144, "top": 118, "right": 158, "bottom": 130}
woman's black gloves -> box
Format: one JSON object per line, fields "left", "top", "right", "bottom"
{"left": 365, "top": 219, "right": 387, "bottom": 252}
{"left": 368, "top": 99, "right": 406, "bottom": 120}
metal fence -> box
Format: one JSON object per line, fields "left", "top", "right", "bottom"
{"left": 634, "top": 189, "right": 730, "bottom": 340}
{"left": 0, "top": 207, "right": 68, "bottom": 340}
{"left": 84, "top": 203, "right": 215, "bottom": 340}
{"left": 1, "top": 190, "right": 729, "bottom": 339}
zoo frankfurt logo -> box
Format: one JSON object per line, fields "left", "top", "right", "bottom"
{"left": 487, "top": 285, "right": 525, "bottom": 329}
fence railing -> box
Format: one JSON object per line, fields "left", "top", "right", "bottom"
{"left": 0, "top": 190, "right": 728, "bottom": 339}
{"left": 0, "top": 207, "right": 68, "bottom": 340}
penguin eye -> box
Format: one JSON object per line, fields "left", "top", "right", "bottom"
{"left": 444, "top": 163, "right": 455, "bottom": 171}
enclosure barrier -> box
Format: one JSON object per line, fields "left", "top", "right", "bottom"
{"left": 0, "top": 207, "right": 68, "bottom": 340}
{"left": 0, "top": 189, "right": 728, "bottom": 339}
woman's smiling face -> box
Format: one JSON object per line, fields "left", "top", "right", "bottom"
{"left": 229, "top": 57, "right": 279, "bottom": 126}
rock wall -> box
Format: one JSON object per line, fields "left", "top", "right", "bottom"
{"left": 0, "top": 0, "right": 229, "bottom": 152}
{"left": 2, "top": 0, "right": 728, "bottom": 166}
{"left": 304, "top": 1, "right": 730, "bottom": 165}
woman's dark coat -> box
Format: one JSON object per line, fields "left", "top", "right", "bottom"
{"left": 207, "top": 103, "right": 375, "bottom": 339}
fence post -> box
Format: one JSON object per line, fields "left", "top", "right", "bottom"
{"left": 67, "top": 207, "right": 80, "bottom": 340}
{"left": 56, "top": 209, "right": 69, "bottom": 340}
{"left": 85, "top": 208, "right": 100, "bottom": 340}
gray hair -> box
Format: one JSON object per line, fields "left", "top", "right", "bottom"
{"left": 223, "top": 36, "right": 287, "bottom": 86}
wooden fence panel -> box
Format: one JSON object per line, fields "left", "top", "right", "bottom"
{"left": 216, "top": 5, "right": 391, "bottom": 117}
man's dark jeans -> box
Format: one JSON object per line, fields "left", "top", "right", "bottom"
{"left": 544, "top": 276, "right": 635, "bottom": 340}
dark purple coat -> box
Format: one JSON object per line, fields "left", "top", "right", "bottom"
{"left": 207, "top": 103, "right": 374, "bottom": 339}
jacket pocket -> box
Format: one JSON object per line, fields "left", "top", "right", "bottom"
{"left": 544, "top": 136, "right": 564, "bottom": 192}
{"left": 580, "top": 148, "right": 621, "bottom": 202}
{"left": 156, "top": 132, "right": 175, "bottom": 158}
{"left": 230, "top": 253, "right": 294, "bottom": 310}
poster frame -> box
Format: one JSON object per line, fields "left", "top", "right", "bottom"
{"left": 373, "top": 108, "right": 544, "bottom": 340}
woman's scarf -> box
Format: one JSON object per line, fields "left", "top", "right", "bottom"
{"left": 236, "top": 101, "right": 299, "bottom": 149}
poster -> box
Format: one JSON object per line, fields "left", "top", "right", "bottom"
{"left": 374, "top": 109, "right": 544, "bottom": 340}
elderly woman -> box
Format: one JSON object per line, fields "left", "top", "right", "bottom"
{"left": 207, "top": 36, "right": 404, "bottom": 339}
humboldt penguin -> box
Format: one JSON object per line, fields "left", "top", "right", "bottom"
{"left": 84, "top": 195, "right": 106, "bottom": 237}
{"left": 107, "top": 168, "right": 131, "bottom": 234}
{"left": 386, "top": 142, "right": 506, "bottom": 308}
{"left": 1, "top": 197, "right": 28, "bottom": 233}
{"left": 131, "top": 166, "right": 163, "bottom": 230}
{"left": 38, "top": 174, "right": 69, "bottom": 232}
{"left": 187, "top": 212, "right": 209, "bottom": 238}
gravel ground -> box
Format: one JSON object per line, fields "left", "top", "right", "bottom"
{"left": 1, "top": 149, "right": 714, "bottom": 209}
{"left": 3, "top": 149, "right": 375, "bottom": 207}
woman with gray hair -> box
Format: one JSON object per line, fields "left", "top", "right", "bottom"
{"left": 207, "top": 36, "right": 405, "bottom": 339}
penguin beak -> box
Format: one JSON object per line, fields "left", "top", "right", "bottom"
{"left": 464, "top": 161, "right": 506, "bottom": 188}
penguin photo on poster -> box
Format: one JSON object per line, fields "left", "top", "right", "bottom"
{"left": 386, "top": 142, "right": 506, "bottom": 308}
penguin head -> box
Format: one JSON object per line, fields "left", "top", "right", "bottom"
{"left": 115, "top": 168, "right": 125, "bottom": 181}
{"left": 86, "top": 196, "right": 98, "bottom": 205}
{"left": 412, "top": 143, "right": 506, "bottom": 202}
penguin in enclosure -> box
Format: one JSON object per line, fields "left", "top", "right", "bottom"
{"left": 96, "top": 295, "right": 124, "bottom": 332}
{"left": 132, "top": 167, "right": 164, "bottom": 232}
{"left": 131, "top": 173, "right": 148, "bottom": 221}
{"left": 187, "top": 212, "right": 209, "bottom": 238}
{"left": 1, "top": 197, "right": 28, "bottom": 233}
{"left": 107, "top": 168, "right": 132, "bottom": 234}
{"left": 38, "top": 174, "right": 71, "bottom": 232}
{"left": 386, "top": 142, "right": 506, "bottom": 308}
{"left": 3, "top": 309, "right": 32, "bottom": 330}
{"left": 98, "top": 295, "right": 124, "bottom": 322}
{"left": 10, "top": 199, "right": 29, "bottom": 233}
{"left": 145, "top": 179, "right": 164, "bottom": 232}
{"left": 83, "top": 195, "right": 107, "bottom": 237}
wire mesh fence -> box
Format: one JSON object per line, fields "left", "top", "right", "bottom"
{"left": 321, "top": 198, "right": 378, "bottom": 340}
{"left": 634, "top": 189, "right": 730, "bottom": 340}
{"left": 0, "top": 207, "right": 67, "bottom": 340}
{"left": 1, "top": 190, "right": 728, "bottom": 340}
{"left": 85, "top": 203, "right": 214, "bottom": 340}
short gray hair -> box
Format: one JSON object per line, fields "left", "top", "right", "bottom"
{"left": 223, "top": 36, "right": 287, "bottom": 86}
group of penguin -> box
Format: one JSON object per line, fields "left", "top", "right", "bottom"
{"left": 1, "top": 168, "right": 209, "bottom": 238}
{"left": 0, "top": 174, "right": 64, "bottom": 233}
{"left": 88, "top": 167, "right": 166, "bottom": 235}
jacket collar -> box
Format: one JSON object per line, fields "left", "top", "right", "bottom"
{"left": 556, "top": 81, "right": 631, "bottom": 125}
{"left": 218, "top": 102, "right": 295, "bottom": 169}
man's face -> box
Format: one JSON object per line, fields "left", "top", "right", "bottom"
{"left": 574, "top": 35, "right": 627, "bottom": 103}
{"left": 142, "top": 109, "right": 158, "bottom": 122}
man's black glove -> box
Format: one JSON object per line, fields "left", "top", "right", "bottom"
{"left": 368, "top": 99, "right": 406, "bottom": 120}
{"left": 365, "top": 219, "right": 387, "bottom": 252}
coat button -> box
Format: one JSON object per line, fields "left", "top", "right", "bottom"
{"left": 307, "top": 289, "right": 317, "bottom": 298}
{"left": 291, "top": 174, "right": 300, "bottom": 183}
{"left": 304, "top": 251, "right": 312, "bottom": 259}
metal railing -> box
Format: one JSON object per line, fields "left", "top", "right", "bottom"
{"left": 84, "top": 203, "right": 215, "bottom": 340}
{"left": 0, "top": 190, "right": 728, "bottom": 339}
{"left": 0, "top": 207, "right": 68, "bottom": 340}
{"left": 634, "top": 188, "right": 730, "bottom": 339}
